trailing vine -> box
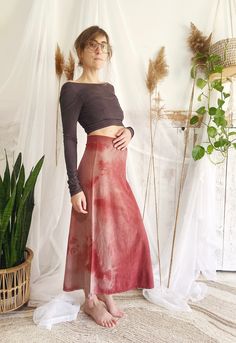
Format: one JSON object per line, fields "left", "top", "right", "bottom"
{"left": 190, "top": 52, "right": 235, "bottom": 162}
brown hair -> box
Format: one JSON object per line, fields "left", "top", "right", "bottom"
{"left": 74, "top": 26, "right": 112, "bottom": 66}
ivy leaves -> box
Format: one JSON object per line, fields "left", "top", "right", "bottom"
{"left": 189, "top": 53, "right": 233, "bottom": 161}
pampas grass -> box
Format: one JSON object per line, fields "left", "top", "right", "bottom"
{"left": 154, "top": 47, "right": 169, "bottom": 85}
{"left": 55, "top": 44, "right": 65, "bottom": 79}
{"left": 64, "top": 51, "right": 75, "bottom": 81}
{"left": 54, "top": 45, "right": 76, "bottom": 166}
{"left": 144, "top": 47, "right": 169, "bottom": 287}
{"left": 55, "top": 43, "right": 65, "bottom": 166}
{"left": 187, "top": 22, "right": 212, "bottom": 57}
{"left": 146, "top": 59, "right": 156, "bottom": 93}
{"left": 146, "top": 47, "right": 169, "bottom": 93}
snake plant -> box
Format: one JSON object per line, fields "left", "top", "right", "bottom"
{"left": 0, "top": 152, "right": 44, "bottom": 269}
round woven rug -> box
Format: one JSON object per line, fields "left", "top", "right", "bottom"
{"left": 0, "top": 280, "right": 236, "bottom": 343}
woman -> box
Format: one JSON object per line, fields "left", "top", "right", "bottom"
{"left": 60, "top": 25, "right": 154, "bottom": 328}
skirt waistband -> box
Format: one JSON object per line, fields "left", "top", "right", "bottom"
{"left": 86, "top": 134, "right": 116, "bottom": 142}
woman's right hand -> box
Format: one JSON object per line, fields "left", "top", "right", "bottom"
{"left": 71, "top": 191, "right": 88, "bottom": 214}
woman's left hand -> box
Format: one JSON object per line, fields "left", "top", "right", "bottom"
{"left": 113, "top": 127, "right": 132, "bottom": 150}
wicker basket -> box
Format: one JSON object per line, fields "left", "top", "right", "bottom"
{"left": 0, "top": 248, "right": 33, "bottom": 313}
{"left": 209, "top": 38, "right": 236, "bottom": 67}
{"left": 209, "top": 38, "right": 236, "bottom": 82}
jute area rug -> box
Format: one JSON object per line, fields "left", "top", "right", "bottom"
{"left": 0, "top": 280, "right": 236, "bottom": 343}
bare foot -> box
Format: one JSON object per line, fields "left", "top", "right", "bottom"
{"left": 83, "top": 297, "right": 118, "bottom": 328}
{"left": 97, "top": 294, "right": 125, "bottom": 318}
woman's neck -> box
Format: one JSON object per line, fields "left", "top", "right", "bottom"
{"left": 78, "top": 70, "right": 101, "bottom": 84}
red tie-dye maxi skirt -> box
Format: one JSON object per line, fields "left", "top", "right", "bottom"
{"left": 63, "top": 134, "right": 154, "bottom": 296}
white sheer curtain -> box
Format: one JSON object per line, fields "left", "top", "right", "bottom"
{"left": 0, "top": 0, "right": 223, "bottom": 327}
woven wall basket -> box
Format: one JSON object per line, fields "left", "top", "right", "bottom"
{"left": 209, "top": 38, "right": 236, "bottom": 67}
{"left": 0, "top": 248, "right": 33, "bottom": 313}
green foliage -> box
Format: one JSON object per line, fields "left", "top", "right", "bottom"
{"left": 207, "top": 126, "right": 217, "bottom": 138}
{"left": 190, "top": 116, "right": 199, "bottom": 125}
{"left": 192, "top": 145, "right": 205, "bottom": 160}
{"left": 207, "top": 145, "right": 214, "bottom": 154}
{"left": 196, "top": 78, "right": 207, "bottom": 89}
{"left": 189, "top": 50, "right": 233, "bottom": 162}
{"left": 0, "top": 152, "right": 44, "bottom": 268}
{"left": 196, "top": 106, "right": 207, "bottom": 115}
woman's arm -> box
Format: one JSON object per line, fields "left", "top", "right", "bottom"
{"left": 60, "top": 83, "right": 83, "bottom": 197}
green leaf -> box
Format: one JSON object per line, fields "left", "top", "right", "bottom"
{"left": 196, "top": 106, "right": 206, "bottom": 115}
{"left": 215, "top": 108, "right": 225, "bottom": 116}
{"left": 211, "top": 80, "right": 224, "bottom": 92}
{"left": 1, "top": 186, "right": 16, "bottom": 230}
{"left": 0, "top": 184, "right": 16, "bottom": 257}
{"left": 228, "top": 131, "right": 236, "bottom": 136}
{"left": 20, "top": 190, "right": 34, "bottom": 257}
{"left": 197, "top": 93, "right": 203, "bottom": 101}
{"left": 217, "top": 98, "right": 225, "bottom": 107}
{"left": 15, "top": 165, "right": 25, "bottom": 208}
{"left": 213, "top": 116, "right": 227, "bottom": 127}
{"left": 17, "top": 155, "right": 44, "bottom": 218}
{"left": 213, "top": 65, "right": 224, "bottom": 73}
{"left": 12, "top": 153, "right": 22, "bottom": 181}
{"left": 233, "top": 143, "right": 236, "bottom": 149}
{"left": 195, "top": 52, "right": 207, "bottom": 60}
{"left": 209, "top": 107, "right": 217, "bottom": 116}
{"left": 192, "top": 145, "right": 205, "bottom": 161}
{"left": 223, "top": 92, "right": 230, "bottom": 99}
{"left": 190, "top": 116, "right": 199, "bottom": 125}
{"left": 209, "top": 54, "right": 221, "bottom": 63}
{"left": 207, "top": 145, "right": 214, "bottom": 154}
{"left": 0, "top": 177, "right": 5, "bottom": 224}
{"left": 9, "top": 155, "right": 44, "bottom": 268}
{"left": 214, "top": 138, "right": 230, "bottom": 148}
{"left": 207, "top": 126, "right": 217, "bottom": 138}
{"left": 196, "top": 78, "right": 207, "bottom": 89}
{"left": 0, "top": 154, "right": 45, "bottom": 268}
{"left": 214, "top": 141, "right": 221, "bottom": 148}
{"left": 215, "top": 84, "right": 224, "bottom": 92}
{"left": 3, "top": 151, "right": 10, "bottom": 201}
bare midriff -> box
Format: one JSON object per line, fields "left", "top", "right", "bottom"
{"left": 87, "top": 125, "right": 124, "bottom": 138}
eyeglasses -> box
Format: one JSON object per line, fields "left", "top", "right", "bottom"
{"left": 86, "top": 40, "right": 111, "bottom": 54}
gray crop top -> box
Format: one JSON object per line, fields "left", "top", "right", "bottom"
{"left": 59, "top": 81, "right": 134, "bottom": 196}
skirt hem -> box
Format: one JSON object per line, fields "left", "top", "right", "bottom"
{"left": 63, "top": 283, "right": 154, "bottom": 294}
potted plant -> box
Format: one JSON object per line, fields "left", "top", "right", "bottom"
{"left": 189, "top": 52, "right": 235, "bottom": 162}
{"left": 187, "top": 23, "right": 236, "bottom": 162}
{"left": 0, "top": 151, "right": 44, "bottom": 313}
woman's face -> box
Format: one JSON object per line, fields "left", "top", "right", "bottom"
{"left": 79, "top": 34, "right": 110, "bottom": 70}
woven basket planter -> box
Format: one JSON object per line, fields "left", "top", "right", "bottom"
{"left": 209, "top": 38, "right": 236, "bottom": 81}
{"left": 0, "top": 248, "right": 33, "bottom": 313}
{"left": 209, "top": 38, "right": 236, "bottom": 67}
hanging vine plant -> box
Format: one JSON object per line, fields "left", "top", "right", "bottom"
{"left": 187, "top": 23, "right": 235, "bottom": 162}
{"left": 190, "top": 53, "right": 235, "bottom": 162}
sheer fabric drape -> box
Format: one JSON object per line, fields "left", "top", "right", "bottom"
{"left": 0, "top": 0, "right": 224, "bottom": 327}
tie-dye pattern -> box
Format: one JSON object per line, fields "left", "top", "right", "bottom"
{"left": 63, "top": 135, "right": 154, "bottom": 295}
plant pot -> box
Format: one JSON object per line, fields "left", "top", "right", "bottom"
{"left": 209, "top": 38, "right": 236, "bottom": 82}
{"left": 0, "top": 248, "right": 33, "bottom": 313}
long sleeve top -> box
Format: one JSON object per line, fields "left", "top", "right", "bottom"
{"left": 59, "top": 81, "right": 134, "bottom": 197}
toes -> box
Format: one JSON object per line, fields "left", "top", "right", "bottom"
{"left": 102, "top": 320, "right": 107, "bottom": 327}
{"left": 102, "top": 319, "right": 116, "bottom": 328}
{"left": 110, "top": 320, "right": 116, "bottom": 327}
